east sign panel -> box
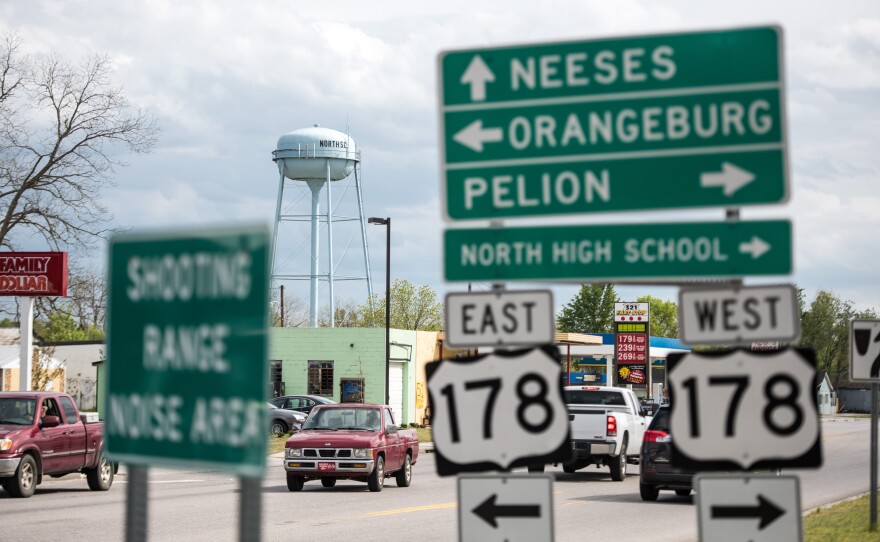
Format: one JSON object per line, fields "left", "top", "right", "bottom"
{"left": 438, "top": 26, "right": 788, "bottom": 221}
{"left": 444, "top": 219, "right": 791, "bottom": 282}
{"left": 105, "top": 226, "right": 269, "bottom": 477}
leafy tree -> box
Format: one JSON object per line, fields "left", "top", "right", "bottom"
{"left": 798, "top": 290, "right": 877, "bottom": 387}
{"left": 557, "top": 284, "right": 618, "bottom": 334}
{"left": 0, "top": 33, "right": 159, "bottom": 250}
{"left": 34, "top": 312, "right": 102, "bottom": 342}
{"left": 31, "top": 346, "right": 64, "bottom": 391}
{"left": 355, "top": 279, "right": 443, "bottom": 331}
{"left": 636, "top": 295, "right": 678, "bottom": 338}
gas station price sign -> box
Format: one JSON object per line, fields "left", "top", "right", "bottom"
{"left": 616, "top": 332, "right": 648, "bottom": 364}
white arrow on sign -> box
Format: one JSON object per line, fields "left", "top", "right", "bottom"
{"left": 700, "top": 162, "right": 755, "bottom": 196}
{"left": 460, "top": 55, "right": 495, "bottom": 102}
{"left": 453, "top": 119, "right": 504, "bottom": 152}
{"left": 678, "top": 284, "right": 800, "bottom": 345}
{"left": 739, "top": 236, "right": 770, "bottom": 259}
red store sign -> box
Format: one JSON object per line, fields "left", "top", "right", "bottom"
{"left": 0, "top": 252, "right": 68, "bottom": 296}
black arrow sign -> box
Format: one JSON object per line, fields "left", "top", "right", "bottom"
{"left": 711, "top": 495, "right": 785, "bottom": 529}
{"left": 472, "top": 494, "right": 541, "bottom": 528}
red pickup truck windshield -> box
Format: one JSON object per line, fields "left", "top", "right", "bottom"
{"left": 0, "top": 398, "right": 37, "bottom": 425}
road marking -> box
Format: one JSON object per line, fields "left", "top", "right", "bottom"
{"left": 115, "top": 479, "right": 205, "bottom": 484}
{"left": 358, "top": 502, "right": 457, "bottom": 517}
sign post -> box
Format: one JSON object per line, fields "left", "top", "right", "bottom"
{"left": 106, "top": 225, "right": 269, "bottom": 541}
{"left": 438, "top": 26, "right": 788, "bottom": 221}
{"left": 850, "top": 319, "right": 880, "bottom": 531}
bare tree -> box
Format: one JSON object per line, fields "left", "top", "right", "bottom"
{"left": 31, "top": 346, "right": 64, "bottom": 391}
{"left": 0, "top": 33, "right": 159, "bottom": 250}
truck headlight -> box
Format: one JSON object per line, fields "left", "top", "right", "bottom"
{"left": 352, "top": 449, "right": 371, "bottom": 459}
{"left": 0, "top": 438, "right": 11, "bottom": 451}
{"left": 286, "top": 448, "right": 302, "bottom": 458}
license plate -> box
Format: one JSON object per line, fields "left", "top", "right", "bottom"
{"left": 318, "top": 462, "right": 336, "bottom": 472}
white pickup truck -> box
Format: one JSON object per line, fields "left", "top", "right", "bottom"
{"left": 530, "top": 386, "right": 648, "bottom": 480}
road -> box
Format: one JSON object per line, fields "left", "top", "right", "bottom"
{"left": 0, "top": 417, "right": 873, "bottom": 541}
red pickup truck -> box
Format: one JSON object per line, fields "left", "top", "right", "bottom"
{"left": 284, "top": 404, "right": 419, "bottom": 492}
{"left": 0, "top": 391, "right": 114, "bottom": 498}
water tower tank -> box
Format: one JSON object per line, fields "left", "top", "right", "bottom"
{"left": 273, "top": 125, "right": 359, "bottom": 180}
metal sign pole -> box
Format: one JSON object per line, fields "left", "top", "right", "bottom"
{"left": 871, "top": 383, "right": 878, "bottom": 531}
{"left": 239, "top": 476, "right": 262, "bottom": 542}
{"left": 125, "top": 465, "right": 148, "bottom": 542}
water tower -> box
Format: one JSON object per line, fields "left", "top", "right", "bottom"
{"left": 271, "top": 125, "right": 373, "bottom": 327}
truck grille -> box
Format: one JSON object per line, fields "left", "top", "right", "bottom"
{"left": 303, "top": 449, "right": 352, "bottom": 458}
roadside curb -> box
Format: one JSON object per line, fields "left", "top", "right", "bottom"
{"left": 802, "top": 491, "right": 871, "bottom": 516}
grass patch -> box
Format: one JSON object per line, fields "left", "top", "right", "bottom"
{"left": 805, "top": 495, "right": 880, "bottom": 541}
{"left": 416, "top": 426, "right": 432, "bottom": 443}
{"left": 267, "top": 433, "right": 293, "bottom": 455}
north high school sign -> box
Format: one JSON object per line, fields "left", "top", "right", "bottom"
{"left": 0, "top": 252, "right": 68, "bottom": 296}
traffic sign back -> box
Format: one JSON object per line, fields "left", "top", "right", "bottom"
{"left": 438, "top": 26, "right": 789, "bottom": 221}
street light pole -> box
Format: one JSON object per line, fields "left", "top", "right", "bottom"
{"left": 368, "top": 217, "right": 391, "bottom": 406}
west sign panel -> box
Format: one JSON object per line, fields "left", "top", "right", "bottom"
{"left": 105, "top": 225, "right": 269, "bottom": 477}
{"left": 444, "top": 219, "right": 791, "bottom": 282}
{"left": 438, "top": 26, "right": 788, "bottom": 220}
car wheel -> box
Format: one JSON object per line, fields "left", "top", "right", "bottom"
{"left": 86, "top": 453, "right": 114, "bottom": 491}
{"left": 321, "top": 477, "right": 337, "bottom": 488}
{"left": 395, "top": 454, "right": 412, "bottom": 487}
{"left": 6, "top": 454, "right": 37, "bottom": 498}
{"left": 640, "top": 482, "right": 660, "bottom": 501}
{"left": 609, "top": 437, "right": 628, "bottom": 481}
{"left": 562, "top": 463, "right": 578, "bottom": 474}
{"left": 675, "top": 489, "right": 691, "bottom": 496}
{"left": 271, "top": 420, "right": 288, "bottom": 437}
{"left": 368, "top": 456, "right": 385, "bottom": 492}
{"left": 527, "top": 463, "right": 545, "bottom": 473}
{"left": 287, "top": 474, "right": 305, "bottom": 491}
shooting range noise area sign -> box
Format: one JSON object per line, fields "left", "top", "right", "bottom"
{"left": 426, "top": 345, "right": 571, "bottom": 476}
{"left": 850, "top": 319, "right": 880, "bottom": 382}
{"left": 458, "top": 474, "right": 555, "bottom": 542}
{"left": 696, "top": 474, "right": 803, "bottom": 542}
{"left": 667, "top": 347, "right": 821, "bottom": 472}
{"left": 438, "top": 26, "right": 788, "bottom": 221}
{"left": 105, "top": 225, "right": 269, "bottom": 477}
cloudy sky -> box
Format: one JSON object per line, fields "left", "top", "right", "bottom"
{"left": 2, "top": 0, "right": 878, "bottom": 319}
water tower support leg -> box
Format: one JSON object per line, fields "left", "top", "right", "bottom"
{"left": 270, "top": 166, "right": 286, "bottom": 283}
{"left": 307, "top": 179, "right": 324, "bottom": 327}
{"left": 326, "top": 160, "right": 335, "bottom": 328}
{"left": 354, "top": 163, "right": 374, "bottom": 304}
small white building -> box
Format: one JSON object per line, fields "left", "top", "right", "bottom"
{"left": 816, "top": 371, "right": 837, "bottom": 415}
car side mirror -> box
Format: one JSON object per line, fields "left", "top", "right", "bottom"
{"left": 386, "top": 425, "right": 398, "bottom": 435}
{"left": 41, "top": 415, "right": 61, "bottom": 428}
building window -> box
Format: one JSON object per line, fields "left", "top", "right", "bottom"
{"left": 308, "top": 361, "right": 334, "bottom": 396}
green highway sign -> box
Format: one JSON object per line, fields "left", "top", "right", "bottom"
{"left": 444, "top": 220, "right": 791, "bottom": 282}
{"left": 438, "top": 26, "right": 788, "bottom": 220}
{"left": 106, "top": 225, "right": 269, "bottom": 477}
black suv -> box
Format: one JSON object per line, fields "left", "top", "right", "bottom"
{"left": 639, "top": 407, "right": 695, "bottom": 501}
